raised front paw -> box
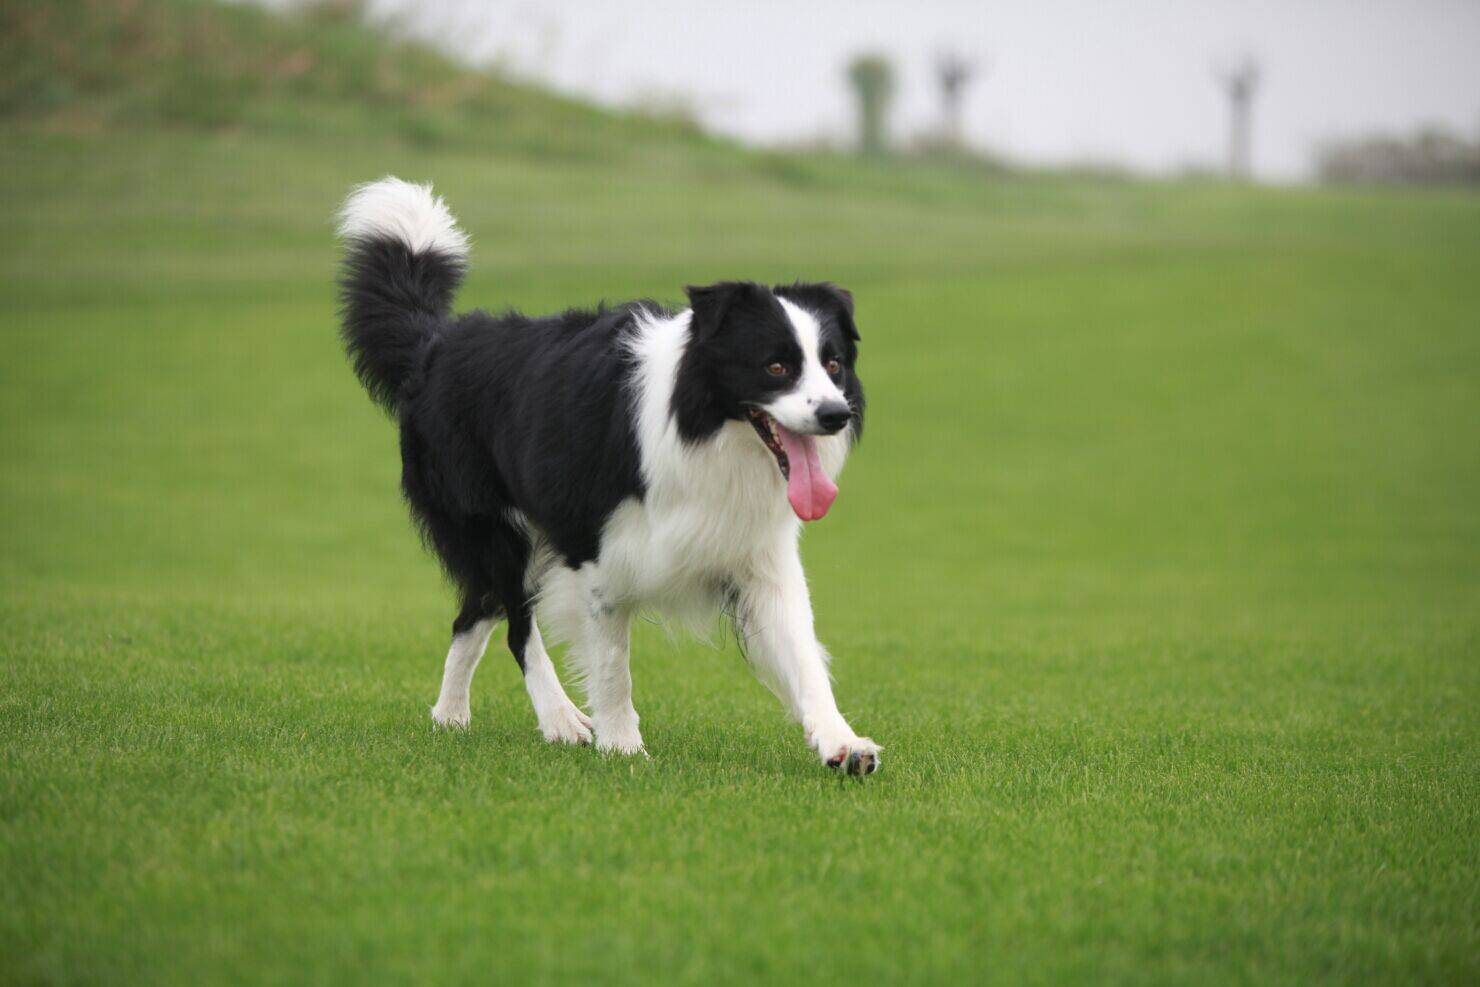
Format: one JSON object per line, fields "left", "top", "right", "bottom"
{"left": 807, "top": 722, "right": 882, "bottom": 776}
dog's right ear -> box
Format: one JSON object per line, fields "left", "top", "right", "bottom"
{"left": 685, "top": 281, "right": 766, "bottom": 343}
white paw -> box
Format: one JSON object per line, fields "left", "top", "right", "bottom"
{"left": 594, "top": 719, "right": 646, "bottom": 756}
{"left": 535, "top": 697, "right": 594, "bottom": 746}
{"left": 806, "top": 721, "right": 881, "bottom": 776}
{"left": 430, "top": 703, "right": 470, "bottom": 729}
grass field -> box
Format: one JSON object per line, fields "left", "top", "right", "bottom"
{"left": 3, "top": 6, "right": 1479, "bottom": 985}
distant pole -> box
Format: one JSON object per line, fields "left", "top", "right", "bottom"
{"left": 934, "top": 51, "right": 981, "bottom": 148}
{"left": 1217, "top": 57, "right": 1261, "bottom": 180}
{"left": 847, "top": 54, "right": 895, "bottom": 156}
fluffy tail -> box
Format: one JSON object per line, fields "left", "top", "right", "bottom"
{"left": 336, "top": 177, "right": 469, "bottom": 409}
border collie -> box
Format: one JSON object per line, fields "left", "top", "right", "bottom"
{"left": 336, "top": 178, "right": 879, "bottom": 774}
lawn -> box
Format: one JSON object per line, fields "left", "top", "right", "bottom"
{"left": 2, "top": 81, "right": 1478, "bottom": 987}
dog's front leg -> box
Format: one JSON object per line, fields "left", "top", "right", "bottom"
{"left": 737, "top": 546, "right": 879, "bottom": 775}
{"left": 574, "top": 593, "right": 644, "bottom": 756}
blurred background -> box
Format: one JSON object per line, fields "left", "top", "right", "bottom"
{"left": 340, "top": 0, "right": 1480, "bottom": 183}
{"left": 2, "top": 2, "right": 1477, "bottom": 984}
{"left": 11, "top": 0, "right": 1480, "bottom": 180}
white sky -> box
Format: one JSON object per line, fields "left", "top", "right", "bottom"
{"left": 356, "top": 0, "right": 1480, "bottom": 180}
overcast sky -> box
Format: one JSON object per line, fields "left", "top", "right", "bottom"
{"left": 354, "top": 0, "right": 1480, "bottom": 180}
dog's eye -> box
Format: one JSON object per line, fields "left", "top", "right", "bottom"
{"left": 766, "top": 362, "right": 790, "bottom": 377}
{"left": 825, "top": 359, "right": 842, "bottom": 376}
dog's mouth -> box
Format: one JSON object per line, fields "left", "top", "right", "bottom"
{"left": 746, "top": 408, "right": 839, "bottom": 522}
{"left": 746, "top": 407, "right": 790, "bottom": 478}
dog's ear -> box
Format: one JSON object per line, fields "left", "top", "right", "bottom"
{"left": 685, "top": 281, "right": 768, "bottom": 343}
{"left": 774, "top": 281, "right": 859, "bottom": 341}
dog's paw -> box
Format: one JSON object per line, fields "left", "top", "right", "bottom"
{"left": 831, "top": 742, "right": 880, "bottom": 776}
{"left": 430, "top": 703, "right": 471, "bottom": 730}
{"left": 536, "top": 698, "right": 594, "bottom": 746}
{"left": 807, "top": 722, "right": 881, "bottom": 776}
{"left": 594, "top": 719, "right": 646, "bottom": 757}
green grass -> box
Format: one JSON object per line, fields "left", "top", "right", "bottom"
{"left": 2, "top": 5, "right": 1479, "bottom": 985}
{"left": 2, "top": 124, "right": 1475, "bottom": 987}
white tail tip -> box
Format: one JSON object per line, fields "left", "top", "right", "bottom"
{"left": 337, "top": 176, "right": 469, "bottom": 259}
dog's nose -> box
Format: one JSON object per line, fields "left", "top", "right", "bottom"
{"left": 815, "top": 401, "right": 851, "bottom": 434}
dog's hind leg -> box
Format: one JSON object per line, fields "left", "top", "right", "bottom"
{"left": 423, "top": 513, "right": 589, "bottom": 744}
{"left": 425, "top": 513, "right": 529, "bottom": 730}
{"left": 497, "top": 532, "right": 591, "bottom": 745}
{"left": 514, "top": 615, "right": 593, "bottom": 745}
{"left": 430, "top": 593, "right": 497, "bottom": 729}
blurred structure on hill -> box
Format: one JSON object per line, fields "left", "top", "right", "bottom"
{"left": 846, "top": 53, "right": 895, "bottom": 156}
{"left": 1316, "top": 126, "right": 1480, "bottom": 186}
{"left": 932, "top": 50, "right": 982, "bottom": 150}
{"left": 1215, "top": 56, "right": 1261, "bottom": 181}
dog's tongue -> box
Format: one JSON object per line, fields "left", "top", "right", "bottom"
{"left": 775, "top": 424, "right": 838, "bottom": 521}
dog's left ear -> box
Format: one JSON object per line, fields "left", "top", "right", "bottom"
{"left": 775, "top": 282, "right": 859, "bottom": 341}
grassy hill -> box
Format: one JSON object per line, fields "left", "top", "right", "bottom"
{"left": 0, "top": 0, "right": 717, "bottom": 157}
{"left": 2, "top": 2, "right": 1478, "bottom": 985}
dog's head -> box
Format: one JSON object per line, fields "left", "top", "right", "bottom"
{"left": 673, "top": 280, "right": 864, "bottom": 521}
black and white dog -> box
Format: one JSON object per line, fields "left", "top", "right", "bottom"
{"left": 337, "top": 178, "right": 878, "bottom": 774}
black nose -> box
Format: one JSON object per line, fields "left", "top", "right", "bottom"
{"left": 815, "top": 401, "right": 851, "bottom": 434}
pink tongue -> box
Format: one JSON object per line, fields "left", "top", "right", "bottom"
{"left": 775, "top": 425, "right": 838, "bottom": 521}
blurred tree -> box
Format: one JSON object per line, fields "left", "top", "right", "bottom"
{"left": 1215, "top": 56, "right": 1260, "bottom": 180}
{"left": 1316, "top": 126, "right": 1480, "bottom": 185}
{"left": 847, "top": 53, "right": 895, "bottom": 156}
